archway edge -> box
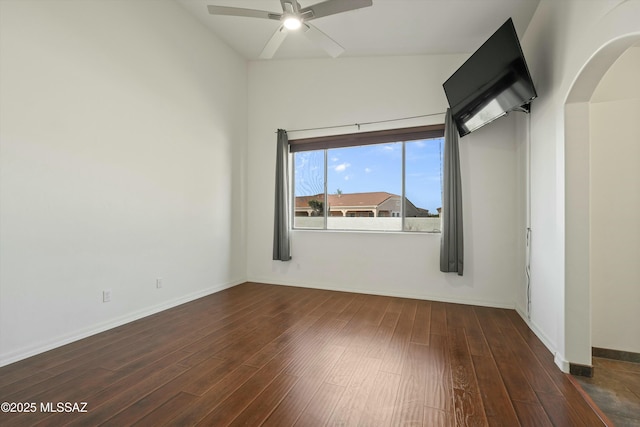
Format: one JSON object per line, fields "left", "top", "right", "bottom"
{"left": 566, "top": 35, "right": 640, "bottom": 104}
{"left": 563, "top": 20, "right": 640, "bottom": 369}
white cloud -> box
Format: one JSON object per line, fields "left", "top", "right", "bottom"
{"left": 376, "top": 143, "right": 401, "bottom": 154}
{"left": 334, "top": 162, "right": 350, "bottom": 172}
{"left": 365, "top": 167, "right": 372, "bottom": 173}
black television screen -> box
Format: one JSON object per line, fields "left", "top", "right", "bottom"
{"left": 443, "top": 18, "right": 537, "bottom": 137}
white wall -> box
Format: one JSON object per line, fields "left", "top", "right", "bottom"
{"left": 0, "top": 0, "right": 247, "bottom": 365}
{"left": 591, "top": 46, "right": 640, "bottom": 103}
{"left": 590, "top": 98, "right": 640, "bottom": 353}
{"left": 521, "top": 0, "right": 640, "bottom": 369}
{"left": 247, "top": 55, "right": 522, "bottom": 308}
{"left": 590, "top": 47, "right": 640, "bottom": 353}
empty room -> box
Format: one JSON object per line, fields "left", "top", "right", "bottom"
{"left": 1, "top": 0, "right": 639, "bottom": 425}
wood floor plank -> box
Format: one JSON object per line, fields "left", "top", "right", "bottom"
{"left": 212, "top": 311, "right": 309, "bottom": 361}
{"left": 385, "top": 297, "right": 405, "bottom": 314}
{"left": 325, "top": 349, "right": 364, "bottom": 387}
{"left": 261, "top": 378, "right": 318, "bottom": 427}
{"left": 423, "top": 406, "right": 455, "bottom": 427}
{"left": 353, "top": 294, "right": 391, "bottom": 325}
{"left": 2, "top": 368, "right": 123, "bottom": 427}
{"left": 64, "top": 363, "right": 189, "bottom": 427}
{"left": 512, "top": 400, "right": 553, "bottom": 427}
{"left": 307, "top": 291, "right": 353, "bottom": 318}
{"left": 334, "top": 294, "right": 367, "bottom": 323}
{"left": 165, "top": 364, "right": 258, "bottom": 426}
{"left": 242, "top": 313, "right": 329, "bottom": 369}
{"left": 99, "top": 333, "right": 186, "bottom": 372}
{"left": 411, "top": 300, "right": 431, "bottom": 345}
{"left": 475, "top": 307, "right": 539, "bottom": 404}
{"left": 364, "top": 310, "right": 400, "bottom": 360}
{"left": 472, "top": 354, "right": 519, "bottom": 425}
{"left": 498, "top": 324, "right": 560, "bottom": 396}
{"left": 331, "top": 317, "right": 379, "bottom": 353}
{"left": 463, "top": 307, "right": 491, "bottom": 357}
{"left": 536, "top": 390, "right": 597, "bottom": 426}
{"left": 282, "top": 317, "right": 348, "bottom": 377}
{"left": 132, "top": 392, "right": 199, "bottom": 427}
{"left": 261, "top": 344, "right": 346, "bottom": 426}
{"left": 379, "top": 299, "right": 417, "bottom": 375}
{"left": 293, "top": 382, "right": 345, "bottom": 426}
{"left": 359, "top": 370, "right": 402, "bottom": 427}
{"left": 0, "top": 283, "right": 611, "bottom": 427}
{"left": 0, "top": 329, "right": 125, "bottom": 389}
{"left": 424, "top": 334, "right": 454, "bottom": 412}
{"left": 328, "top": 356, "right": 381, "bottom": 426}
{"left": 194, "top": 345, "right": 301, "bottom": 425}
{"left": 227, "top": 373, "right": 299, "bottom": 426}
{"left": 447, "top": 326, "right": 489, "bottom": 426}
{"left": 390, "top": 342, "right": 430, "bottom": 425}
{"left": 430, "top": 301, "right": 448, "bottom": 335}
{"left": 179, "top": 312, "right": 271, "bottom": 356}
{"left": 179, "top": 290, "right": 295, "bottom": 355}
{"left": 3, "top": 366, "right": 94, "bottom": 404}
{"left": 0, "top": 371, "right": 53, "bottom": 400}
{"left": 505, "top": 311, "right": 609, "bottom": 426}
{"left": 100, "top": 357, "right": 229, "bottom": 425}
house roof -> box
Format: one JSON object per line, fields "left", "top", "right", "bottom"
{"left": 296, "top": 192, "right": 396, "bottom": 209}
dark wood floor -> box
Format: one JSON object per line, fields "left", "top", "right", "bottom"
{"left": 0, "top": 282, "right": 607, "bottom": 426}
{"left": 574, "top": 357, "right": 640, "bottom": 426}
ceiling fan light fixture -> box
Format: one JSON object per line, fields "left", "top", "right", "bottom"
{"left": 283, "top": 15, "right": 302, "bottom": 30}
{"left": 207, "top": 0, "right": 374, "bottom": 58}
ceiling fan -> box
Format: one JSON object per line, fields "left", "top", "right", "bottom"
{"left": 207, "top": 0, "right": 373, "bottom": 59}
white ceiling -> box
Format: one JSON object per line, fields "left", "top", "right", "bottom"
{"left": 176, "top": 0, "right": 541, "bottom": 60}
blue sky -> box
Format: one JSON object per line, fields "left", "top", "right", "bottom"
{"left": 294, "top": 137, "right": 444, "bottom": 213}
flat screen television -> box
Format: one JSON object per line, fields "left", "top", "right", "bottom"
{"left": 443, "top": 18, "right": 537, "bottom": 137}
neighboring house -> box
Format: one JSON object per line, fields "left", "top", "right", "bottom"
{"left": 295, "top": 192, "right": 437, "bottom": 218}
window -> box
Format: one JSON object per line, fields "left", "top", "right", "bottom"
{"left": 292, "top": 125, "right": 444, "bottom": 232}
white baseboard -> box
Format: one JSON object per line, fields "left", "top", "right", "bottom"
{"left": 554, "top": 352, "right": 570, "bottom": 373}
{"left": 248, "top": 276, "right": 516, "bottom": 310}
{"left": 0, "top": 279, "right": 243, "bottom": 368}
{"left": 514, "top": 307, "right": 569, "bottom": 373}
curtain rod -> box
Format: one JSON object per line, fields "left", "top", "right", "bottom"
{"left": 279, "top": 111, "right": 446, "bottom": 134}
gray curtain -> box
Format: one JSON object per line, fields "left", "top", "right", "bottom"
{"left": 440, "top": 109, "right": 463, "bottom": 275}
{"left": 273, "top": 129, "right": 291, "bottom": 261}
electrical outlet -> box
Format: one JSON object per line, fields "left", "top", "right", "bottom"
{"left": 156, "top": 278, "right": 162, "bottom": 289}
{"left": 103, "top": 289, "right": 112, "bottom": 303}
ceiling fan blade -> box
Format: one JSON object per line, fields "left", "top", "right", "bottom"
{"left": 259, "top": 26, "right": 288, "bottom": 59}
{"left": 280, "top": 0, "right": 299, "bottom": 14}
{"left": 301, "top": 0, "right": 372, "bottom": 21}
{"left": 303, "top": 24, "right": 345, "bottom": 58}
{"left": 207, "top": 5, "right": 281, "bottom": 20}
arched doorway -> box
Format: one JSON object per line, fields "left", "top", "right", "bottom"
{"left": 565, "top": 36, "right": 640, "bottom": 369}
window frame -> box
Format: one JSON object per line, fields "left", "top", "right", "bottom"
{"left": 290, "top": 124, "right": 445, "bottom": 233}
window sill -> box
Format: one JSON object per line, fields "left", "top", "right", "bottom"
{"left": 291, "top": 228, "right": 441, "bottom": 235}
